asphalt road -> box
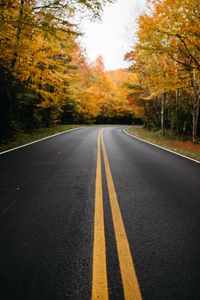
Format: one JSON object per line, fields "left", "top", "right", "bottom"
{"left": 0, "top": 126, "right": 199, "bottom": 300}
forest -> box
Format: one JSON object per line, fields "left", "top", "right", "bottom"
{"left": 126, "top": 0, "right": 200, "bottom": 142}
{"left": 0, "top": 0, "right": 199, "bottom": 143}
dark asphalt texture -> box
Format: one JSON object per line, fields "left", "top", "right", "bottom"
{"left": 0, "top": 126, "right": 200, "bottom": 300}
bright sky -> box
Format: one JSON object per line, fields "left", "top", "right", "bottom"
{"left": 80, "top": 0, "right": 147, "bottom": 71}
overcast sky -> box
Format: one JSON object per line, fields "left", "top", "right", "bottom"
{"left": 79, "top": 0, "right": 147, "bottom": 71}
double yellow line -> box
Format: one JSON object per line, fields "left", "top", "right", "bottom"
{"left": 92, "top": 129, "right": 142, "bottom": 300}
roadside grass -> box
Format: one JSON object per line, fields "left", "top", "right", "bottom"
{"left": 0, "top": 125, "right": 84, "bottom": 153}
{"left": 126, "top": 127, "right": 200, "bottom": 161}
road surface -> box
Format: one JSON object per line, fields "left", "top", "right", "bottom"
{"left": 0, "top": 126, "right": 200, "bottom": 300}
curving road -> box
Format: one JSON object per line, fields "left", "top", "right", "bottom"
{"left": 0, "top": 126, "right": 200, "bottom": 300}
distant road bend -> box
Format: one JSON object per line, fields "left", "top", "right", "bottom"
{"left": 0, "top": 126, "right": 200, "bottom": 300}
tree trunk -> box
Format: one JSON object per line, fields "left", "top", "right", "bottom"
{"left": 161, "top": 93, "right": 166, "bottom": 135}
{"left": 191, "top": 67, "right": 200, "bottom": 142}
{"left": 192, "top": 97, "right": 199, "bottom": 143}
{"left": 12, "top": 0, "right": 25, "bottom": 69}
{"left": 175, "top": 89, "right": 179, "bottom": 134}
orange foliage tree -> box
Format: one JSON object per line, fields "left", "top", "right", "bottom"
{"left": 126, "top": 0, "right": 200, "bottom": 141}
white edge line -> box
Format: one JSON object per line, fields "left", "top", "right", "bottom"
{"left": 0, "top": 127, "right": 84, "bottom": 155}
{"left": 123, "top": 128, "right": 200, "bottom": 164}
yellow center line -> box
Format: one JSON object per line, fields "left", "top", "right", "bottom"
{"left": 101, "top": 130, "right": 142, "bottom": 300}
{"left": 92, "top": 130, "right": 108, "bottom": 300}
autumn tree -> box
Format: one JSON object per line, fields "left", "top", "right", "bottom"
{"left": 0, "top": 0, "right": 116, "bottom": 141}
{"left": 126, "top": 0, "right": 200, "bottom": 141}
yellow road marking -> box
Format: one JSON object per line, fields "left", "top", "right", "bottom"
{"left": 92, "top": 130, "right": 108, "bottom": 300}
{"left": 101, "top": 130, "right": 142, "bottom": 300}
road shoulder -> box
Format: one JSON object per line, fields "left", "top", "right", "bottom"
{"left": 0, "top": 126, "right": 84, "bottom": 155}
{"left": 123, "top": 128, "right": 200, "bottom": 164}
